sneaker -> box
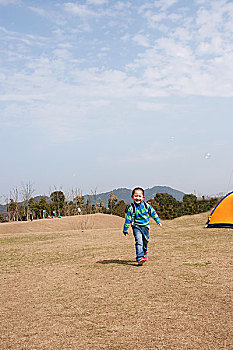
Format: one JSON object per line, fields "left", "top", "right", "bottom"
{"left": 138, "top": 258, "right": 146, "bottom": 266}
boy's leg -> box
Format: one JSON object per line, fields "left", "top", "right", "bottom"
{"left": 141, "top": 227, "right": 149, "bottom": 259}
{"left": 132, "top": 226, "right": 144, "bottom": 262}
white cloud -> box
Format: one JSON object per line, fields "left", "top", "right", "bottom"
{"left": 28, "top": 6, "right": 48, "bottom": 18}
{"left": 140, "top": 0, "right": 179, "bottom": 28}
{"left": 132, "top": 34, "right": 150, "bottom": 47}
{"left": 87, "top": 0, "right": 108, "bottom": 5}
{"left": 1, "top": 0, "right": 233, "bottom": 126}
{"left": 52, "top": 48, "right": 72, "bottom": 60}
{"left": 196, "top": 1, "right": 233, "bottom": 40}
{"left": 0, "top": 94, "right": 46, "bottom": 102}
{"left": 145, "top": 11, "right": 167, "bottom": 27}
{"left": 113, "top": 2, "right": 132, "bottom": 11}
{"left": 0, "top": 0, "right": 19, "bottom": 5}
{"left": 125, "top": 0, "right": 233, "bottom": 98}
{"left": 63, "top": 3, "right": 98, "bottom": 17}
{"left": 171, "top": 27, "right": 192, "bottom": 42}
{"left": 121, "top": 33, "right": 130, "bottom": 41}
{"left": 154, "top": 0, "right": 178, "bottom": 11}
{"left": 197, "top": 37, "right": 224, "bottom": 56}
{"left": 136, "top": 101, "right": 166, "bottom": 111}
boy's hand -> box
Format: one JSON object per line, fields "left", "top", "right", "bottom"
{"left": 123, "top": 231, "right": 128, "bottom": 236}
{"left": 158, "top": 223, "right": 162, "bottom": 228}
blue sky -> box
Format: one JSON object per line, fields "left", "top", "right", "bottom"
{"left": 1, "top": 0, "right": 233, "bottom": 201}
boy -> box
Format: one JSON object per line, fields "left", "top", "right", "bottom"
{"left": 123, "top": 187, "right": 162, "bottom": 265}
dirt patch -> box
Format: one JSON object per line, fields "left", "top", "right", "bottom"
{"left": 0, "top": 213, "right": 232, "bottom": 349}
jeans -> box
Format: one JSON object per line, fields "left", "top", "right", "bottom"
{"left": 132, "top": 225, "right": 149, "bottom": 262}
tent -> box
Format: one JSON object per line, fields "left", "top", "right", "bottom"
{"left": 206, "top": 191, "right": 233, "bottom": 228}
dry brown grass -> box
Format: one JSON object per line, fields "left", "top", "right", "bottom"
{"left": 0, "top": 213, "right": 125, "bottom": 234}
{"left": 0, "top": 213, "right": 232, "bottom": 349}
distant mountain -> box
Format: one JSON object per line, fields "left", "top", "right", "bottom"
{"left": 84, "top": 186, "right": 185, "bottom": 207}
{"left": 145, "top": 186, "right": 185, "bottom": 202}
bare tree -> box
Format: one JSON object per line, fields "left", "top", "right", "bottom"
{"left": 73, "top": 188, "right": 85, "bottom": 215}
{"left": 64, "top": 189, "right": 73, "bottom": 216}
{"left": 10, "top": 187, "right": 19, "bottom": 221}
{"left": 91, "top": 187, "right": 101, "bottom": 213}
{"left": 21, "top": 182, "right": 35, "bottom": 221}
{"left": 3, "top": 194, "right": 10, "bottom": 221}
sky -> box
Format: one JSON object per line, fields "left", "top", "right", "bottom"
{"left": 1, "top": 0, "right": 233, "bottom": 201}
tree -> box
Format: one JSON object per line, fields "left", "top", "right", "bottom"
{"left": 8, "top": 199, "right": 17, "bottom": 221}
{"left": 108, "top": 192, "right": 118, "bottom": 214}
{"left": 64, "top": 190, "right": 74, "bottom": 216}
{"left": 182, "top": 194, "right": 199, "bottom": 215}
{"left": 149, "top": 193, "right": 182, "bottom": 219}
{"left": 149, "top": 192, "right": 219, "bottom": 220}
{"left": 91, "top": 188, "right": 101, "bottom": 213}
{"left": 198, "top": 196, "right": 218, "bottom": 213}
{"left": 9, "top": 187, "right": 19, "bottom": 221}
{"left": 99, "top": 200, "right": 106, "bottom": 213}
{"left": 30, "top": 196, "right": 49, "bottom": 219}
{"left": 21, "top": 182, "right": 35, "bottom": 221}
{"left": 84, "top": 193, "right": 94, "bottom": 214}
{"left": 50, "top": 190, "right": 65, "bottom": 216}
{"left": 113, "top": 200, "right": 126, "bottom": 218}
{"left": 73, "top": 194, "right": 85, "bottom": 214}
{"left": 18, "top": 205, "right": 26, "bottom": 221}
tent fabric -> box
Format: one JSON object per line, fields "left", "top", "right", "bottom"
{"left": 206, "top": 191, "right": 233, "bottom": 228}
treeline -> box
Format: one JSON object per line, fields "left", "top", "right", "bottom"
{"left": 0, "top": 189, "right": 121, "bottom": 222}
{"left": 0, "top": 186, "right": 218, "bottom": 223}
{"left": 112, "top": 193, "right": 218, "bottom": 220}
{"left": 148, "top": 193, "right": 218, "bottom": 220}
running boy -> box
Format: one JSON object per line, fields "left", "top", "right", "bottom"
{"left": 123, "top": 187, "right": 162, "bottom": 265}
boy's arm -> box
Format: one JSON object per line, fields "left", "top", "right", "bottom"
{"left": 148, "top": 204, "right": 162, "bottom": 227}
{"left": 123, "top": 208, "right": 133, "bottom": 235}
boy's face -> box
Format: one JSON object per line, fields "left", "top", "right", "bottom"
{"left": 132, "top": 189, "right": 145, "bottom": 205}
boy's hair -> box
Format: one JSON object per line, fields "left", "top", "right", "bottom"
{"left": 132, "top": 187, "right": 144, "bottom": 196}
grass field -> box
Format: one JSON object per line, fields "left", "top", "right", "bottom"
{"left": 0, "top": 213, "right": 232, "bottom": 349}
